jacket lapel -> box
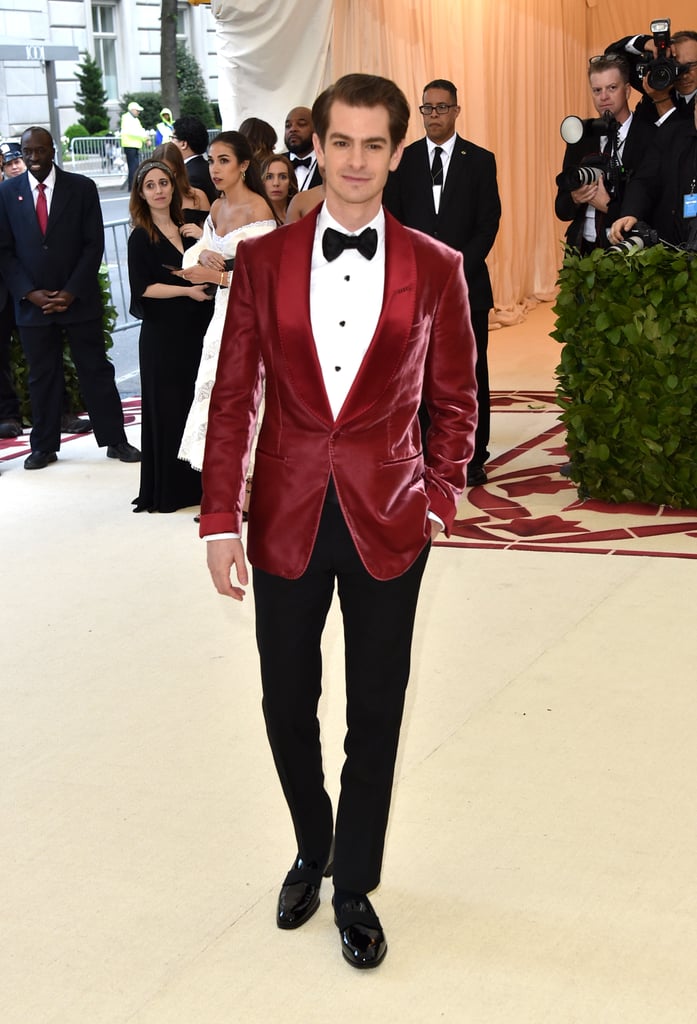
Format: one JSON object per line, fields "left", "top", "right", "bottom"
{"left": 276, "top": 207, "right": 334, "bottom": 425}
{"left": 45, "top": 166, "right": 69, "bottom": 238}
{"left": 13, "top": 175, "right": 43, "bottom": 240}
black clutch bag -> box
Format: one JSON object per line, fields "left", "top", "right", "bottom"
{"left": 223, "top": 257, "right": 236, "bottom": 272}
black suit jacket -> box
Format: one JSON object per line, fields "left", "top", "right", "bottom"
{"left": 555, "top": 115, "right": 656, "bottom": 249}
{"left": 620, "top": 120, "right": 697, "bottom": 245}
{"left": 185, "top": 153, "right": 219, "bottom": 205}
{"left": 384, "top": 134, "right": 500, "bottom": 310}
{"left": 0, "top": 166, "right": 104, "bottom": 327}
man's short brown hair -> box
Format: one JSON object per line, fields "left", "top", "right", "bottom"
{"left": 312, "top": 74, "right": 410, "bottom": 151}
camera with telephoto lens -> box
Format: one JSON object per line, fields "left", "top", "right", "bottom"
{"left": 637, "top": 18, "right": 691, "bottom": 91}
{"left": 608, "top": 221, "right": 659, "bottom": 253}
{"left": 556, "top": 160, "right": 604, "bottom": 192}
{"left": 556, "top": 111, "right": 624, "bottom": 196}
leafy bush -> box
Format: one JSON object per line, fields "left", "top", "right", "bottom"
{"left": 554, "top": 245, "right": 697, "bottom": 507}
{"left": 64, "top": 123, "right": 90, "bottom": 142}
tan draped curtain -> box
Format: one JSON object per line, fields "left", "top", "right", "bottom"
{"left": 212, "top": 0, "right": 696, "bottom": 321}
{"left": 332, "top": 0, "right": 696, "bottom": 320}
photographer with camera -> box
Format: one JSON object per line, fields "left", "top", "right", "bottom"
{"left": 555, "top": 55, "right": 656, "bottom": 253}
{"left": 606, "top": 25, "right": 697, "bottom": 125}
{"left": 609, "top": 97, "right": 697, "bottom": 249}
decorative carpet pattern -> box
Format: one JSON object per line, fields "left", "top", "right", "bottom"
{"left": 0, "top": 399, "right": 141, "bottom": 463}
{"left": 6, "top": 393, "right": 697, "bottom": 558}
{"left": 442, "top": 390, "right": 697, "bottom": 559}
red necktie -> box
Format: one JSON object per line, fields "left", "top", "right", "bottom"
{"left": 36, "top": 182, "right": 48, "bottom": 235}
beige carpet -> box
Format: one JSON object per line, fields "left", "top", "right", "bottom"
{"left": 3, "top": 303, "right": 697, "bottom": 1023}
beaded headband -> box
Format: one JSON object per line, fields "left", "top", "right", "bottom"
{"left": 135, "top": 160, "right": 175, "bottom": 191}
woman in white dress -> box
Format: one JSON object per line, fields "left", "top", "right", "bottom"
{"left": 176, "top": 131, "right": 276, "bottom": 471}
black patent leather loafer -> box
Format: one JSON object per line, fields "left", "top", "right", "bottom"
{"left": 334, "top": 895, "right": 387, "bottom": 969}
{"left": 276, "top": 847, "right": 334, "bottom": 930}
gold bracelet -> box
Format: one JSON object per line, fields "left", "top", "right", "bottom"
{"left": 220, "top": 271, "right": 225, "bottom": 287}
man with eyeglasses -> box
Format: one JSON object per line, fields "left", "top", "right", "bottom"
{"left": 555, "top": 55, "right": 655, "bottom": 254}
{"left": 384, "top": 79, "right": 500, "bottom": 488}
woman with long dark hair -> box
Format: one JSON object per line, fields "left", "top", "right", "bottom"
{"left": 176, "top": 132, "right": 276, "bottom": 472}
{"left": 127, "top": 159, "right": 213, "bottom": 512}
{"left": 151, "top": 141, "right": 211, "bottom": 240}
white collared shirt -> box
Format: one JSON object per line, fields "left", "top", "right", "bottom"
{"left": 290, "top": 154, "right": 319, "bottom": 191}
{"left": 310, "top": 203, "right": 385, "bottom": 420}
{"left": 426, "top": 132, "right": 457, "bottom": 212}
{"left": 583, "top": 113, "right": 633, "bottom": 242}
{"left": 27, "top": 164, "right": 57, "bottom": 215}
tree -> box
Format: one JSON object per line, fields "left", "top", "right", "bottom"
{"left": 74, "top": 52, "right": 110, "bottom": 135}
{"left": 177, "top": 42, "right": 216, "bottom": 127}
{"left": 160, "top": 0, "right": 180, "bottom": 117}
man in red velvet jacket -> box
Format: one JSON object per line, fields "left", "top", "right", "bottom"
{"left": 199, "top": 74, "right": 477, "bottom": 970}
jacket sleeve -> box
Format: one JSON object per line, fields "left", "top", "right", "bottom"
{"left": 461, "top": 150, "right": 501, "bottom": 271}
{"left": 62, "top": 177, "right": 105, "bottom": 299}
{"left": 422, "top": 250, "right": 478, "bottom": 532}
{"left": 199, "top": 240, "right": 264, "bottom": 535}
{"left": 0, "top": 189, "right": 34, "bottom": 300}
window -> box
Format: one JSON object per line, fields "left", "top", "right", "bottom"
{"left": 176, "top": 4, "right": 191, "bottom": 45}
{"left": 92, "top": 4, "right": 118, "bottom": 101}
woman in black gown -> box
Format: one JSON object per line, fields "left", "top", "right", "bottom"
{"left": 127, "top": 159, "right": 214, "bottom": 513}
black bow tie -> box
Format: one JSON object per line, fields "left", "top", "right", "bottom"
{"left": 292, "top": 156, "right": 313, "bottom": 168}
{"left": 322, "top": 226, "right": 378, "bottom": 262}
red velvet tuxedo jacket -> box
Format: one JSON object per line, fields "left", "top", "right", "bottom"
{"left": 200, "top": 206, "right": 477, "bottom": 581}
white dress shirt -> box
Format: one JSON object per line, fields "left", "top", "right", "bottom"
{"left": 27, "top": 164, "right": 57, "bottom": 215}
{"left": 583, "top": 113, "right": 632, "bottom": 243}
{"left": 310, "top": 204, "right": 385, "bottom": 419}
{"left": 426, "top": 132, "right": 457, "bottom": 213}
{"left": 290, "top": 154, "right": 319, "bottom": 191}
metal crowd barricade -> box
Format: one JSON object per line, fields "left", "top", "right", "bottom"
{"left": 67, "top": 136, "right": 155, "bottom": 180}
{"left": 103, "top": 218, "right": 137, "bottom": 333}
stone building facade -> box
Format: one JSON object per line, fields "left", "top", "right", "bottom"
{"left": 0, "top": 0, "right": 217, "bottom": 139}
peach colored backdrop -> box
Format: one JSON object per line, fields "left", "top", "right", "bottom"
{"left": 332, "top": 0, "right": 695, "bottom": 318}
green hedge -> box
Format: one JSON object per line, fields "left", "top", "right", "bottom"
{"left": 553, "top": 245, "right": 697, "bottom": 508}
{"left": 9, "top": 265, "right": 118, "bottom": 422}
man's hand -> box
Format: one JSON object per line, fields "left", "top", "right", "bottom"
{"left": 27, "top": 289, "right": 76, "bottom": 314}
{"left": 206, "top": 538, "right": 249, "bottom": 601}
{"left": 430, "top": 519, "right": 443, "bottom": 541}
{"left": 41, "top": 290, "right": 75, "bottom": 314}
{"left": 587, "top": 175, "right": 610, "bottom": 213}
{"left": 26, "top": 289, "right": 58, "bottom": 309}
{"left": 571, "top": 175, "right": 610, "bottom": 213}
{"left": 608, "top": 216, "right": 637, "bottom": 244}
